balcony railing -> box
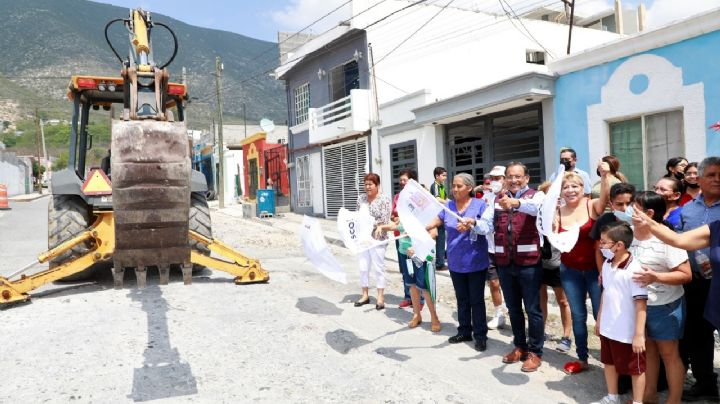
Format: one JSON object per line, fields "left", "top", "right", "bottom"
{"left": 308, "top": 89, "right": 371, "bottom": 144}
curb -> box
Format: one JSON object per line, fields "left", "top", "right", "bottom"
{"left": 9, "top": 194, "right": 51, "bottom": 202}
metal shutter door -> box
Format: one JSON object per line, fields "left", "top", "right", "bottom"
{"left": 322, "top": 139, "right": 368, "bottom": 218}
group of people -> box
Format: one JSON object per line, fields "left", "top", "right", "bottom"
{"left": 351, "top": 149, "right": 720, "bottom": 404}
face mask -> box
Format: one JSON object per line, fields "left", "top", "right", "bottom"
{"left": 686, "top": 182, "right": 699, "bottom": 189}
{"left": 613, "top": 205, "right": 634, "bottom": 224}
{"left": 600, "top": 248, "right": 615, "bottom": 260}
{"left": 674, "top": 172, "right": 685, "bottom": 181}
{"left": 561, "top": 161, "right": 572, "bottom": 171}
{"left": 490, "top": 181, "right": 503, "bottom": 194}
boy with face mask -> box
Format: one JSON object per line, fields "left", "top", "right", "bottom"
{"left": 593, "top": 222, "right": 648, "bottom": 404}
{"left": 590, "top": 183, "right": 637, "bottom": 271}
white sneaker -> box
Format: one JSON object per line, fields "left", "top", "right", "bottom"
{"left": 487, "top": 313, "right": 506, "bottom": 329}
{"left": 590, "top": 395, "right": 619, "bottom": 404}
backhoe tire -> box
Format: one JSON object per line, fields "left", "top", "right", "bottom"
{"left": 189, "top": 192, "right": 212, "bottom": 271}
{"left": 48, "top": 195, "right": 94, "bottom": 281}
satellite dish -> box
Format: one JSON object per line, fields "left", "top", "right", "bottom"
{"left": 260, "top": 118, "right": 275, "bottom": 133}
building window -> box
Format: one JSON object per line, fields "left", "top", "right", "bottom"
{"left": 294, "top": 82, "right": 310, "bottom": 125}
{"left": 329, "top": 60, "right": 359, "bottom": 102}
{"left": 610, "top": 110, "right": 683, "bottom": 189}
{"left": 390, "top": 141, "right": 417, "bottom": 195}
{"left": 526, "top": 50, "right": 545, "bottom": 65}
{"left": 296, "top": 155, "right": 312, "bottom": 207}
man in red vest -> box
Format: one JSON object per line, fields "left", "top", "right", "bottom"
{"left": 494, "top": 162, "right": 545, "bottom": 372}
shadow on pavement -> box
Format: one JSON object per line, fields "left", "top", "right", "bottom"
{"left": 296, "top": 296, "right": 343, "bottom": 316}
{"left": 490, "top": 363, "right": 530, "bottom": 386}
{"left": 325, "top": 329, "right": 371, "bottom": 354}
{"left": 128, "top": 285, "right": 197, "bottom": 402}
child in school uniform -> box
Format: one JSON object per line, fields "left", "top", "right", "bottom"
{"left": 593, "top": 222, "right": 648, "bottom": 404}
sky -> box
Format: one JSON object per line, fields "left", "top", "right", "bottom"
{"left": 94, "top": 0, "right": 720, "bottom": 42}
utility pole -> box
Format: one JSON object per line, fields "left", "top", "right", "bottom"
{"left": 242, "top": 102, "right": 247, "bottom": 138}
{"left": 34, "top": 108, "right": 43, "bottom": 194}
{"left": 215, "top": 56, "right": 225, "bottom": 208}
{"left": 39, "top": 118, "right": 48, "bottom": 178}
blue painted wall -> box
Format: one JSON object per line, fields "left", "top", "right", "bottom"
{"left": 554, "top": 29, "right": 720, "bottom": 172}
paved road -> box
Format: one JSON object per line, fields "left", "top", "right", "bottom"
{"left": 0, "top": 195, "right": 50, "bottom": 276}
{"left": 1, "top": 199, "right": 617, "bottom": 403}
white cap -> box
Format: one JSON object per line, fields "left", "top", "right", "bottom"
{"left": 488, "top": 165, "right": 506, "bottom": 177}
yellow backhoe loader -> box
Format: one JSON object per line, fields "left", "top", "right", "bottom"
{"left": 0, "top": 9, "right": 268, "bottom": 306}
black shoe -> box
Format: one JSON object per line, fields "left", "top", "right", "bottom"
{"left": 354, "top": 298, "right": 370, "bottom": 307}
{"left": 375, "top": 303, "right": 385, "bottom": 310}
{"left": 682, "top": 383, "right": 720, "bottom": 402}
{"left": 474, "top": 339, "right": 487, "bottom": 352}
{"left": 448, "top": 334, "right": 472, "bottom": 344}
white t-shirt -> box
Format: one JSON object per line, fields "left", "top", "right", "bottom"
{"left": 629, "top": 236, "right": 688, "bottom": 306}
{"left": 600, "top": 255, "right": 648, "bottom": 344}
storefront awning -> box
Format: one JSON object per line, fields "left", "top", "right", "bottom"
{"left": 412, "top": 72, "right": 556, "bottom": 126}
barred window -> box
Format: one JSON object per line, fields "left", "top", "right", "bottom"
{"left": 294, "top": 83, "right": 310, "bottom": 125}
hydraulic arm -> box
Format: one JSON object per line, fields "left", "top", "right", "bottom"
{"left": 0, "top": 212, "right": 269, "bottom": 306}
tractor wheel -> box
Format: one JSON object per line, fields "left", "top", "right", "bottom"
{"left": 48, "top": 195, "right": 94, "bottom": 281}
{"left": 189, "top": 192, "right": 212, "bottom": 271}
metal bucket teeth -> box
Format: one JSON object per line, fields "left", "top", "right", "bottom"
{"left": 113, "top": 261, "right": 125, "bottom": 289}
{"left": 158, "top": 265, "right": 170, "bottom": 285}
{"left": 135, "top": 267, "right": 148, "bottom": 289}
{"left": 181, "top": 264, "right": 192, "bottom": 285}
{"left": 111, "top": 120, "right": 191, "bottom": 270}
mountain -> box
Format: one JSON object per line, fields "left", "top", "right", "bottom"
{"left": 0, "top": 0, "right": 288, "bottom": 129}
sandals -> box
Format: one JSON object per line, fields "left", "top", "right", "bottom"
{"left": 408, "top": 317, "right": 422, "bottom": 328}
{"left": 563, "top": 361, "right": 589, "bottom": 375}
{"left": 354, "top": 298, "right": 370, "bottom": 307}
{"left": 431, "top": 321, "right": 442, "bottom": 333}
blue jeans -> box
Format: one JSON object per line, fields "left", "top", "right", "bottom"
{"left": 497, "top": 263, "right": 544, "bottom": 356}
{"left": 559, "top": 264, "right": 601, "bottom": 362}
{"left": 398, "top": 251, "right": 424, "bottom": 304}
{"left": 435, "top": 225, "right": 446, "bottom": 268}
{"left": 450, "top": 270, "right": 488, "bottom": 341}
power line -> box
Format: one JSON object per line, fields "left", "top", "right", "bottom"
{"left": 374, "top": 0, "right": 456, "bottom": 66}
{"left": 364, "top": 0, "right": 429, "bottom": 29}
{"left": 240, "top": 0, "right": 354, "bottom": 70}
{"left": 230, "top": 0, "right": 433, "bottom": 90}
{"left": 498, "top": 0, "right": 555, "bottom": 58}
{"left": 232, "top": 0, "right": 393, "bottom": 86}
{"left": 382, "top": 0, "right": 555, "bottom": 60}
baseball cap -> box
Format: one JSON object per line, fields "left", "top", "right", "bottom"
{"left": 488, "top": 165, "right": 506, "bottom": 177}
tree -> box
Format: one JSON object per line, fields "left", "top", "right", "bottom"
{"left": 32, "top": 159, "right": 46, "bottom": 178}
{"left": 53, "top": 151, "right": 69, "bottom": 171}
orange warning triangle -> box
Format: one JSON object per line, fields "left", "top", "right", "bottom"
{"left": 81, "top": 169, "right": 112, "bottom": 196}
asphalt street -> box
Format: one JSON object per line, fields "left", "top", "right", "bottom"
{"left": 0, "top": 197, "right": 625, "bottom": 403}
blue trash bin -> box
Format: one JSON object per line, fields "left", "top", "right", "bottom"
{"left": 256, "top": 189, "right": 275, "bottom": 217}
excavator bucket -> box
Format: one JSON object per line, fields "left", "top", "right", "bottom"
{"left": 111, "top": 119, "right": 191, "bottom": 275}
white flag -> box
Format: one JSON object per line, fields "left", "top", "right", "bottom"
{"left": 536, "top": 165, "right": 579, "bottom": 253}
{"left": 300, "top": 215, "right": 347, "bottom": 284}
{"left": 396, "top": 180, "right": 442, "bottom": 261}
{"left": 336, "top": 205, "right": 375, "bottom": 254}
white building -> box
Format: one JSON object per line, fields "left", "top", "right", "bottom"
{"left": 276, "top": 0, "right": 622, "bottom": 216}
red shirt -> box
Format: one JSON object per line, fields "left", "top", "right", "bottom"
{"left": 679, "top": 193, "right": 693, "bottom": 206}
{"left": 559, "top": 201, "right": 598, "bottom": 270}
